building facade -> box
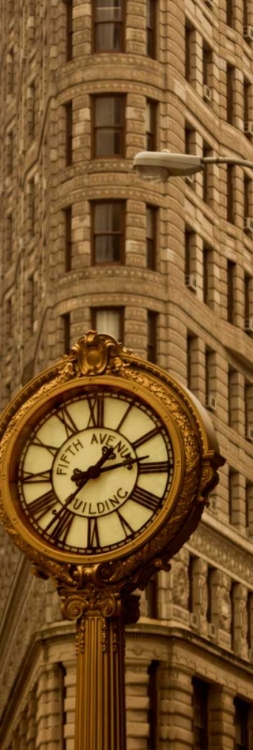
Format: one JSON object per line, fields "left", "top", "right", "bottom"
{"left": 1, "top": 0, "right": 253, "bottom": 747}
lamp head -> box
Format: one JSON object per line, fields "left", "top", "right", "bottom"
{"left": 133, "top": 152, "right": 203, "bottom": 181}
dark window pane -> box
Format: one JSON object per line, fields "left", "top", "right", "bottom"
{"left": 95, "top": 23, "right": 121, "bottom": 51}
{"left": 94, "top": 203, "right": 122, "bottom": 232}
{"left": 94, "top": 1, "right": 123, "bottom": 52}
{"left": 95, "top": 235, "right": 121, "bottom": 262}
{"left": 96, "top": 129, "right": 122, "bottom": 156}
{"left": 95, "top": 0, "right": 122, "bottom": 21}
{"left": 93, "top": 96, "right": 124, "bottom": 157}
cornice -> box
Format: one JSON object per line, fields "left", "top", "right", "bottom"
{"left": 187, "top": 516, "right": 253, "bottom": 588}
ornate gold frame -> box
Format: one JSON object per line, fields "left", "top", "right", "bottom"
{"left": 0, "top": 330, "right": 223, "bottom": 591}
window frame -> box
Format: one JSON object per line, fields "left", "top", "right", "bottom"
{"left": 145, "top": 98, "right": 157, "bottom": 151}
{"left": 65, "top": 101, "right": 73, "bottom": 167}
{"left": 91, "top": 200, "right": 125, "bottom": 265}
{"left": 91, "top": 94, "right": 126, "bottom": 159}
{"left": 92, "top": 0, "right": 125, "bottom": 54}
{"left": 147, "top": 310, "right": 158, "bottom": 363}
{"left": 146, "top": 204, "right": 158, "bottom": 270}
{"left": 146, "top": 0, "right": 157, "bottom": 59}
{"left": 192, "top": 677, "right": 209, "bottom": 750}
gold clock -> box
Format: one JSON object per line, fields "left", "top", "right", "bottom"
{"left": 0, "top": 331, "right": 223, "bottom": 582}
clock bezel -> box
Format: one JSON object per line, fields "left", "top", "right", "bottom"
{"left": 1, "top": 375, "right": 184, "bottom": 565}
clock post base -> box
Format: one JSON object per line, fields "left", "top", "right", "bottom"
{"left": 61, "top": 588, "right": 140, "bottom": 750}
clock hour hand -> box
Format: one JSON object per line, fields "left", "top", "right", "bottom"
{"left": 70, "top": 446, "right": 115, "bottom": 486}
{"left": 71, "top": 454, "right": 149, "bottom": 485}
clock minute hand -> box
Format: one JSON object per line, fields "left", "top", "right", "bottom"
{"left": 99, "top": 454, "right": 150, "bottom": 473}
{"left": 71, "top": 454, "right": 149, "bottom": 484}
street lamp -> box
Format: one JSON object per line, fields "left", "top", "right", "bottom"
{"left": 133, "top": 151, "right": 253, "bottom": 181}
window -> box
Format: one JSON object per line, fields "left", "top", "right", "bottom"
{"left": 65, "top": 206, "right": 72, "bottom": 272}
{"left": 188, "top": 555, "right": 197, "bottom": 613}
{"left": 146, "top": 575, "right": 158, "bottom": 618}
{"left": 185, "top": 22, "right": 194, "bottom": 83}
{"left": 147, "top": 311, "right": 157, "bottom": 363}
{"left": 66, "top": 0, "right": 73, "bottom": 61}
{"left": 227, "top": 260, "right": 235, "bottom": 322}
{"left": 91, "top": 201, "right": 125, "bottom": 264}
{"left": 146, "top": 1, "right": 157, "bottom": 59}
{"left": 247, "top": 591, "right": 253, "bottom": 646}
{"left": 92, "top": 95, "right": 125, "bottom": 157}
{"left": 185, "top": 228, "right": 196, "bottom": 286}
{"left": 243, "top": 79, "right": 250, "bottom": 128}
{"left": 244, "top": 176, "right": 252, "bottom": 228}
{"left": 145, "top": 99, "right": 157, "bottom": 151}
{"left": 203, "top": 42, "right": 212, "bottom": 97}
{"left": 245, "top": 381, "right": 253, "bottom": 440}
{"left": 228, "top": 467, "right": 239, "bottom": 524}
{"left": 246, "top": 482, "right": 253, "bottom": 537}
{"left": 205, "top": 347, "right": 215, "bottom": 409}
{"left": 146, "top": 206, "right": 157, "bottom": 270}
{"left": 234, "top": 698, "right": 249, "bottom": 750}
{"left": 243, "top": 0, "right": 248, "bottom": 28}
{"left": 203, "top": 143, "right": 213, "bottom": 204}
{"left": 65, "top": 101, "right": 73, "bottom": 167}
{"left": 187, "top": 333, "right": 198, "bottom": 392}
{"left": 91, "top": 308, "right": 124, "bottom": 340}
{"left": 62, "top": 312, "right": 71, "bottom": 354}
{"left": 185, "top": 124, "right": 196, "bottom": 188}
{"left": 244, "top": 272, "right": 252, "bottom": 322}
{"left": 226, "top": 0, "right": 233, "bottom": 27}
{"left": 227, "top": 65, "right": 235, "bottom": 126}
{"left": 93, "top": 0, "right": 124, "bottom": 53}
{"left": 206, "top": 567, "right": 215, "bottom": 623}
{"left": 147, "top": 661, "right": 159, "bottom": 750}
{"left": 192, "top": 678, "right": 209, "bottom": 750}
{"left": 203, "top": 244, "right": 213, "bottom": 306}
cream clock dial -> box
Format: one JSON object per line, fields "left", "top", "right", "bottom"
{"left": 17, "top": 387, "right": 174, "bottom": 554}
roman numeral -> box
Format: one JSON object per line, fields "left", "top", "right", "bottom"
{"left": 32, "top": 435, "right": 58, "bottom": 457}
{"left": 116, "top": 402, "right": 133, "bottom": 432}
{"left": 138, "top": 461, "right": 168, "bottom": 474}
{"left": 56, "top": 405, "right": 78, "bottom": 438}
{"left": 87, "top": 518, "right": 100, "bottom": 548}
{"left": 131, "top": 486, "right": 160, "bottom": 512}
{"left": 87, "top": 396, "right": 104, "bottom": 428}
{"left": 23, "top": 469, "right": 52, "bottom": 483}
{"left": 132, "top": 427, "right": 159, "bottom": 450}
{"left": 117, "top": 511, "right": 134, "bottom": 538}
{"left": 45, "top": 505, "right": 74, "bottom": 543}
{"left": 27, "top": 490, "right": 57, "bottom": 520}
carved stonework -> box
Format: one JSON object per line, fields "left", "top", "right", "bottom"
{"left": 172, "top": 562, "right": 189, "bottom": 609}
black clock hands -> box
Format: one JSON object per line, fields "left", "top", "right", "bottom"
{"left": 45, "top": 446, "right": 116, "bottom": 533}
{"left": 71, "top": 453, "right": 150, "bottom": 486}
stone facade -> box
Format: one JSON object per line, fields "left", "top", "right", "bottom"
{"left": 1, "top": 0, "right": 253, "bottom": 747}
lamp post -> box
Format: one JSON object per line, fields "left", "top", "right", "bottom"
{"left": 133, "top": 151, "right": 253, "bottom": 180}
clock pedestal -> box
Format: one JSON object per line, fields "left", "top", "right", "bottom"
{"left": 60, "top": 584, "right": 140, "bottom": 750}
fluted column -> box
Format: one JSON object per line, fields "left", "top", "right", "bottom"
{"left": 60, "top": 587, "right": 140, "bottom": 750}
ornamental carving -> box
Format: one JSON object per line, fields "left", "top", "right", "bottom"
{"left": 172, "top": 563, "right": 189, "bottom": 609}
{"left": 64, "top": 330, "right": 131, "bottom": 377}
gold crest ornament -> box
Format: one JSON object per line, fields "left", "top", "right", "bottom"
{"left": 0, "top": 331, "right": 224, "bottom": 750}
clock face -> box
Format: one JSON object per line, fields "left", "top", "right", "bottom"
{"left": 14, "top": 385, "right": 176, "bottom": 556}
